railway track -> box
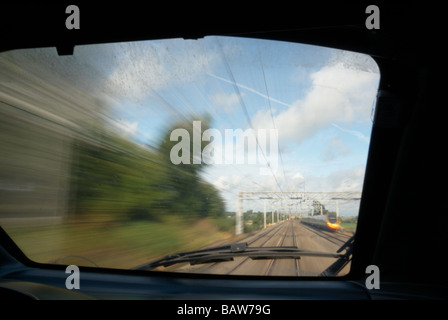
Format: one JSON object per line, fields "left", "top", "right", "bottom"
{"left": 228, "top": 220, "right": 300, "bottom": 276}
{"left": 166, "top": 219, "right": 352, "bottom": 277}
{"left": 265, "top": 220, "right": 300, "bottom": 276}
{"left": 299, "top": 221, "right": 353, "bottom": 247}
{"left": 195, "top": 221, "right": 290, "bottom": 275}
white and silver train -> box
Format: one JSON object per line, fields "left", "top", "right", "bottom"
{"left": 301, "top": 213, "right": 341, "bottom": 231}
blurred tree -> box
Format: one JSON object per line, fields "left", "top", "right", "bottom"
{"left": 156, "top": 115, "right": 225, "bottom": 218}
{"left": 70, "top": 113, "right": 225, "bottom": 221}
{"left": 312, "top": 200, "right": 328, "bottom": 215}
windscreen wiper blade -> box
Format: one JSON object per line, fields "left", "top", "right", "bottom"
{"left": 133, "top": 242, "right": 343, "bottom": 271}
{"left": 319, "top": 235, "right": 355, "bottom": 276}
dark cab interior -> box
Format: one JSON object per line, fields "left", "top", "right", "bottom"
{"left": 0, "top": 2, "right": 446, "bottom": 300}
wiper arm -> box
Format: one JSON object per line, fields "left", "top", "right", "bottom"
{"left": 319, "top": 235, "right": 355, "bottom": 277}
{"left": 133, "top": 243, "right": 246, "bottom": 270}
{"left": 133, "top": 242, "right": 344, "bottom": 271}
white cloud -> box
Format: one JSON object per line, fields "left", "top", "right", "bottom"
{"left": 207, "top": 72, "right": 292, "bottom": 108}
{"left": 293, "top": 172, "right": 305, "bottom": 181}
{"left": 331, "top": 123, "right": 370, "bottom": 144}
{"left": 277, "top": 171, "right": 306, "bottom": 191}
{"left": 212, "top": 92, "right": 243, "bottom": 106}
{"left": 251, "top": 62, "right": 380, "bottom": 145}
{"left": 103, "top": 40, "right": 220, "bottom": 103}
{"left": 211, "top": 92, "right": 245, "bottom": 113}
{"left": 331, "top": 166, "right": 366, "bottom": 192}
{"left": 212, "top": 175, "right": 232, "bottom": 191}
{"left": 304, "top": 166, "right": 365, "bottom": 192}
{"left": 114, "top": 119, "right": 139, "bottom": 137}
{"left": 321, "top": 137, "right": 351, "bottom": 162}
{"left": 105, "top": 49, "right": 168, "bottom": 101}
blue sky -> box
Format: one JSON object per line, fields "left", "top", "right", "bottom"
{"left": 65, "top": 36, "right": 380, "bottom": 215}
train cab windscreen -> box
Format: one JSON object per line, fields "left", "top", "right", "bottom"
{"left": 0, "top": 36, "right": 379, "bottom": 277}
{"left": 327, "top": 213, "right": 338, "bottom": 223}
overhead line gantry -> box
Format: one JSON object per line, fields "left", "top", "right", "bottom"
{"left": 235, "top": 191, "right": 362, "bottom": 235}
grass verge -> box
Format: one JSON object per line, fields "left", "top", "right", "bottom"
{"left": 4, "top": 216, "right": 233, "bottom": 269}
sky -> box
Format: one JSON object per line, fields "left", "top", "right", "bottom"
{"left": 99, "top": 37, "right": 380, "bottom": 215}
{"left": 11, "top": 36, "right": 380, "bottom": 216}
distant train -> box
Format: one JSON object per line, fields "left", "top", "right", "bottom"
{"left": 301, "top": 213, "right": 341, "bottom": 231}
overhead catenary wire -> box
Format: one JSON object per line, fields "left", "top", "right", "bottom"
{"left": 215, "top": 38, "right": 284, "bottom": 194}
{"left": 258, "top": 52, "right": 287, "bottom": 186}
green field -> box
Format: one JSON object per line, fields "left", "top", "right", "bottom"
{"left": 4, "top": 216, "right": 234, "bottom": 269}
{"left": 339, "top": 217, "right": 357, "bottom": 232}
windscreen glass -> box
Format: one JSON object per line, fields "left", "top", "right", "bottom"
{"left": 0, "top": 36, "right": 379, "bottom": 276}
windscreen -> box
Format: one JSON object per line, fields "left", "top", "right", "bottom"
{"left": 0, "top": 36, "right": 379, "bottom": 276}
